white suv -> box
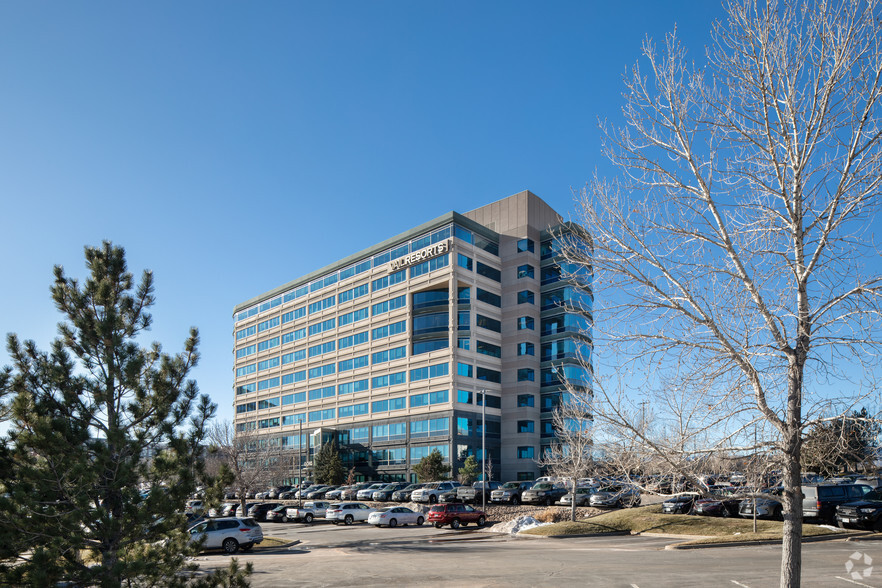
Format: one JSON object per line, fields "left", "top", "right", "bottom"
{"left": 188, "top": 517, "right": 263, "bottom": 554}
{"left": 411, "top": 481, "right": 460, "bottom": 504}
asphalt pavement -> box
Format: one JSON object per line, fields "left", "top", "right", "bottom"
{"left": 190, "top": 519, "right": 882, "bottom": 587}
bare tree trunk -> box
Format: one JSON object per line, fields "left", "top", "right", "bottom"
{"left": 571, "top": 478, "right": 578, "bottom": 522}
{"left": 780, "top": 434, "right": 803, "bottom": 588}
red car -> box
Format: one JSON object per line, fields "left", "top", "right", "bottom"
{"left": 426, "top": 503, "right": 487, "bottom": 529}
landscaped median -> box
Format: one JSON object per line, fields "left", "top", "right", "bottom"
{"left": 518, "top": 504, "right": 863, "bottom": 548}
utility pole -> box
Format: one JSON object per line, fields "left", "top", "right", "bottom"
{"left": 482, "top": 388, "right": 487, "bottom": 513}
{"left": 299, "top": 419, "right": 303, "bottom": 509}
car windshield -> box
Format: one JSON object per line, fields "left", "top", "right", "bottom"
{"left": 533, "top": 483, "right": 553, "bottom": 490}
{"left": 863, "top": 490, "right": 882, "bottom": 501}
{"left": 598, "top": 486, "right": 620, "bottom": 493}
{"left": 429, "top": 506, "right": 444, "bottom": 512}
{"left": 501, "top": 482, "right": 520, "bottom": 489}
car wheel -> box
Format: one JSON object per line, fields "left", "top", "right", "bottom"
{"left": 417, "top": 516, "right": 424, "bottom": 526}
{"left": 304, "top": 513, "right": 314, "bottom": 524}
{"left": 450, "top": 519, "right": 461, "bottom": 529}
{"left": 544, "top": 497, "right": 553, "bottom": 507}
{"left": 477, "top": 516, "right": 486, "bottom": 527}
{"left": 774, "top": 506, "right": 783, "bottom": 521}
{"left": 511, "top": 496, "right": 520, "bottom": 506}
{"left": 222, "top": 538, "right": 239, "bottom": 555}
{"left": 389, "top": 518, "right": 397, "bottom": 528}
{"left": 241, "top": 543, "right": 253, "bottom": 552}
{"left": 429, "top": 495, "right": 437, "bottom": 504}
{"left": 281, "top": 515, "right": 288, "bottom": 523}
{"left": 434, "top": 522, "right": 443, "bottom": 528}
{"left": 633, "top": 498, "right": 641, "bottom": 508}
{"left": 344, "top": 515, "right": 354, "bottom": 525}
{"left": 721, "top": 508, "right": 730, "bottom": 518}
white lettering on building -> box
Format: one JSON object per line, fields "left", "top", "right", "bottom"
{"left": 389, "top": 240, "right": 451, "bottom": 272}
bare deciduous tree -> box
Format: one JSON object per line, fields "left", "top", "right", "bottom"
{"left": 538, "top": 394, "right": 595, "bottom": 522}
{"left": 567, "top": 1, "right": 882, "bottom": 585}
{"left": 207, "top": 420, "right": 291, "bottom": 514}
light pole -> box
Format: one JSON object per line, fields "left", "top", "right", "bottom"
{"left": 299, "top": 419, "right": 303, "bottom": 509}
{"left": 481, "top": 388, "right": 486, "bottom": 513}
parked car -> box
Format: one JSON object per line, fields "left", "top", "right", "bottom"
{"left": 456, "top": 481, "right": 502, "bottom": 504}
{"left": 247, "top": 503, "right": 278, "bottom": 522}
{"left": 268, "top": 486, "right": 293, "bottom": 499}
{"left": 326, "top": 486, "right": 349, "bottom": 501}
{"left": 802, "top": 483, "right": 873, "bottom": 524}
{"left": 367, "top": 506, "right": 425, "bottom": 527}
{"left": 589, "top": 485, "right": 641, "bottom": 509}
{"left": 230, "top": 503, "right": 258, "bottom": 517}
{"left": 836, "top": 489, "right": 882, "bottom": 531}
{"left": 265, "top": 505, "right": 290, "bottom": 523}
{"left": 373, "top": 483, "right": 409, "bottom": 502}
{"left": 491, "top": 481, "right": 535, "bottom": 505}
{"left": 411, "top": 481, "right": 461, "bottom": 504}
{"left": 306, "top": 486, "right": 335, "bottom": 500}
{"left": 188, "top": 517, "right": 263, "bottom": 554}
{"left": 427, "top": 503, "right": 487, "bottom": 529}
{"left": 521, "top": 482, "right": 569, "bottom": 506}
{"left": 341, "top": 483, "right": 373, "bottom": 501}
{"left": 738, "top": 488, "right": 784, "bottom": 520}
{"left": 185, "top": 499, "right": 204, "bottom": 514}
{"left": 208, "top": 502, "right": 234, "bottom": 518}
{"left": 560, "top": 486, "right": 599, "bottom": 507}
{"left": 692, "top": 487, "right": 741, "bottom": 517}
{"left": 661, "top": 494, "right": 699, "bottom": 515}
{"left": 295, "top": 485, "right": 319, "bottom": 500}
{"left": 357, "top": 483, "right": 387, "bottom": 501}
{"left": 326, "top": 502, "right": 377, "bottom": 525}
{"left": 853, "top": 477, "right": 882, "bottom": 489}
{"left": 285, "top": 500, "right": 331, "bottom": 523}
{"left": 439, "top": 489, "right": 460, "bottom": 503}
{"left": 392, "top": 483, "right": 425, "bottom": 502}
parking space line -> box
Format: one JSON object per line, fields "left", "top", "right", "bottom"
{"left": 731, "top": 581, "right": 751, "bottom": 588}
{"left": 836, "top": 576, "right": 876, "bottom": 588}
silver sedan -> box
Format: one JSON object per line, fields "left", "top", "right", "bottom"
{"left": 367, "top": 506, "right": 425, "bottom": 528}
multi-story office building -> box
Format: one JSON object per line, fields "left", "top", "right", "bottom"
{"left": 232, "top": 191, "right": 592, "bottom": 483}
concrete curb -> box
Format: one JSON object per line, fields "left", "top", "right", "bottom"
{"left": 535, "top": 531, "right": 631, "bottom": 539}
{"left": 665, "top": 532, "right": 861, "bottom": 550}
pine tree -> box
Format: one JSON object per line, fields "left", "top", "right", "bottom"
{"left": 413, "top": 449, "right": 449, "bottom": 482}
{"left": 458, "top": 455, "right": 479, "bottom": 485}
{"left": 313, "top": 441, "right": 344, "bottom": 485}
{"left": 0, "top": 242, "right": 250, "bottom": 587}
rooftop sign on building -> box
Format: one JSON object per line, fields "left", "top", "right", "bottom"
{"left": 389, "top": 240, "right": 450, "bottom": 272}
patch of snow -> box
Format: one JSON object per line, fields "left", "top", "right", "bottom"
{"left": 819, "top": 524, "right": 842, "bottom": 532}
{"left": 481, "top": 515, "right": 552, "bottom": 534}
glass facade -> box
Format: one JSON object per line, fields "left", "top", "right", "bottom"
{"left": 232, "top": 195, "right": 591, "bottom": 483}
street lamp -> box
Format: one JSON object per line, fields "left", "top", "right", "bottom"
{"left": 299, "top": 419, "right": 303, "bottom": 509}
{"left": 481, "top": 388, "right": 486, "bottom": 513}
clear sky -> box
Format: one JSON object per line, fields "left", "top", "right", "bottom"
{"left": 0, "top": 1, "right": 730, "bottom": 425}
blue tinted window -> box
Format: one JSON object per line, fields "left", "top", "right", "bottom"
{"left": 457, "top": 254, "right": 473, "bottom": 270}
{"left": 236, "top": 345, "right": 256, "bottom": 359}
{"left": 257, "top": 317, "right": 280, "bottom": 333}
{"left": 476, "top": 262, "right": 501, "bottom": 282}
{"left": 389, "top": 270, "right": 406, "bottom": 285}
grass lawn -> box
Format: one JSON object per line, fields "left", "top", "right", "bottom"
{"left": 520, "top": 504, "right": 846, "bottom": 545}
{"left": 255, "top": 537, "right": 290, "bottom": 548}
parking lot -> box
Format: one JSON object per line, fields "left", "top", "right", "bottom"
{"left": 191, "top": 519, "right": 882, "bottom": 587}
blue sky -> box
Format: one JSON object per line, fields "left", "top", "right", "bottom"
{"left": 0, "top": 1, "right": 729, "bottom": 425}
